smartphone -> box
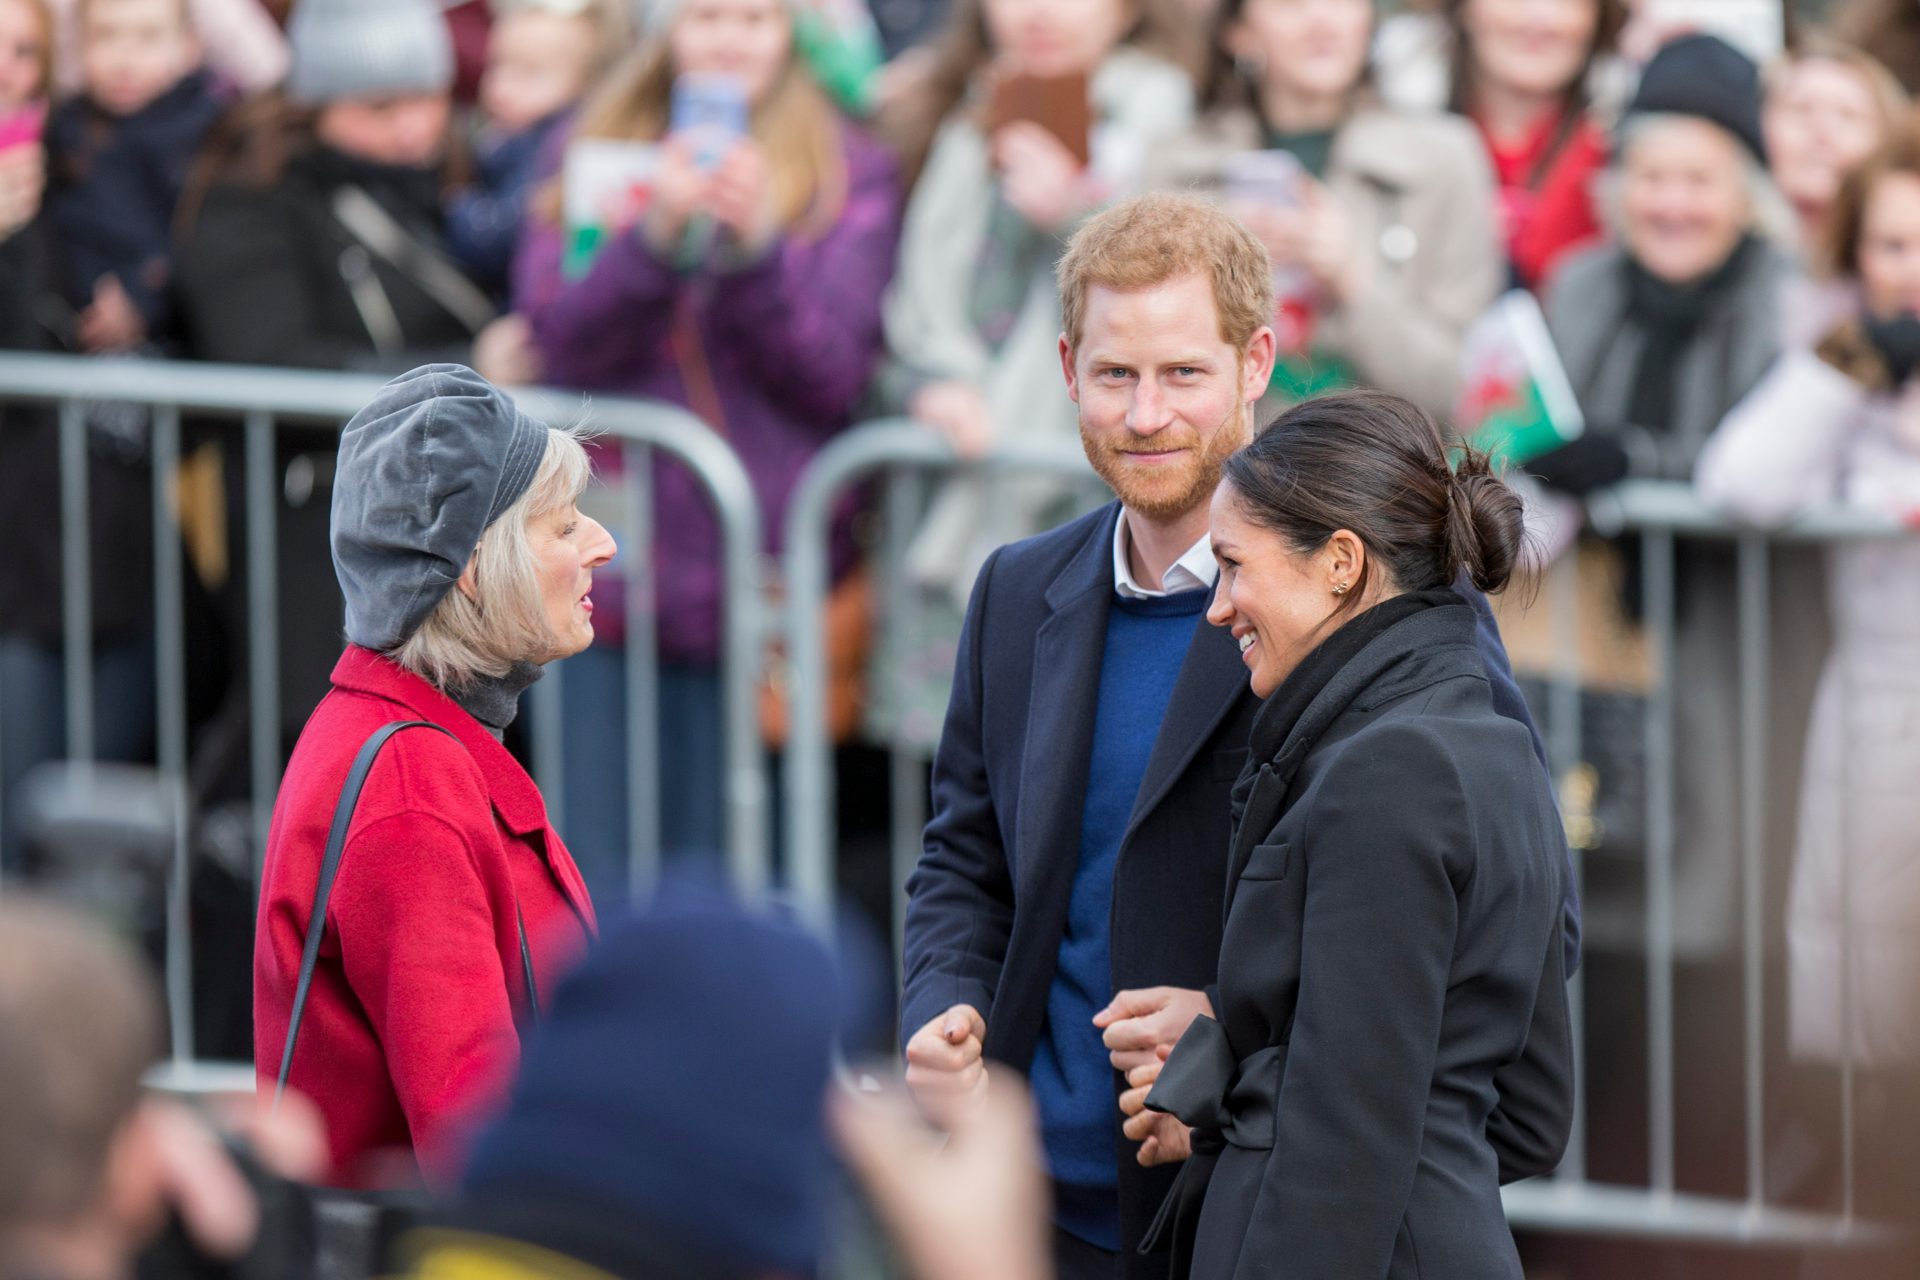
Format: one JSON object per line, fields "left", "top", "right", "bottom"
{"left": 669, "top": 73, "right": 750, "bottom": 170}
{"left": 0, "top": 101, "right": 45, "bottom": 152}
{"left": 983, "top": 71, "right": 1092, "bottom": 167}
{"left": 1221, "top": 149, "right": 1306, "bottom": 211}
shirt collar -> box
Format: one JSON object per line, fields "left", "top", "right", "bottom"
{"left": 1112, "top": 512, "right": 1217, "bottom": 599}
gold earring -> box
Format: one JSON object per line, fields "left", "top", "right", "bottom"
{"left": 1332, "top": 582, "right": 1350, "bottom": 596}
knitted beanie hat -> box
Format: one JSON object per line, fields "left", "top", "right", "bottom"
{"left": 286, "top": 0, "right": 455, "bottom": 105}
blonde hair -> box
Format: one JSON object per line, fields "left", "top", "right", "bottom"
{"left": 391, "top": 425, "right": 594, "bottom": 691}
{"left": 533, "top": 16, "right": 847, "bottom": 236}
{"left": 1766, "top": 34, "right": 1908, "bottom": 132}
{"left": 1056, "top": 192, "right": 1274, "bottom": 356}
{"left": 6, "top": 0, "right": 53, "bottom": 103}
{"left": 492, "top": 0, "right": 632, "bottom": 84}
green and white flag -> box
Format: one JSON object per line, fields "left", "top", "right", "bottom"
{"left": 562, "top": 140, "right": 660, "bottom": 281}
{"left": 1454, "top": 289, "right": 1584, "bottom": 466}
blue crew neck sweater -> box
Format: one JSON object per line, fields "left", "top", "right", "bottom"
{"left": 1028, "top": 588, "right": 1209, "bottom": 1251}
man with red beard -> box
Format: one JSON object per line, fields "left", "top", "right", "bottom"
{"left": 899, "top": 193, "right": 1571, "bottom": 1280}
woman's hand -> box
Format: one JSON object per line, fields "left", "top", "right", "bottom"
{"left": 78, "top": 275, "right": 147, "bottom": 352}
{"left": 992, "top": 122, "right": 1095, "bottom": 233}
{"left": 473, "top": 313, "right": 542, "bottom": 386}
{"left": 910, "top": 379, "right": 995, "bottom": 458}
{"left": 1233, "top": 179, "right": 1357, "bottom": 305}
{"left": 707, "top": 138, "right": 779, "bottom": 257}
{"left": 0, "top": 143, "right": 43, "bottom": 239}
{"left": 642, "top": 136, "right": 710, "bottom": 253}
{"left": 1119, "top": 1050, "right": 1192, "bottom": 1167}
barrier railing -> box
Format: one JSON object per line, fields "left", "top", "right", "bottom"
{"left": 783, "top": 427, "right": 1913, "bottom": 1254}
{"left": 0, "top": 352, "right": 771, "bottom": 1063}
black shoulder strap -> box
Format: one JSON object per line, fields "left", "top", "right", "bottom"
{"left": 274, "top": 719, "right": 539, "bottom": 1104}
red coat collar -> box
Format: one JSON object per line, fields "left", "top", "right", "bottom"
{"left": 329, "top": 646, "right": 552, "bottom": 838}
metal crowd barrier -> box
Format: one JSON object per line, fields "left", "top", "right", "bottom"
{"left": 0, "top": 352, "right": 771, "bottom": 1064}
{"left": 782, "top": 427, "right": 1913, "bottom": 1255}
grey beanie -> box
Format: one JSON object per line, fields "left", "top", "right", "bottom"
{"left": 331, "top": 364, "right": 551, "bottom": 654}
{"left": 287, "top": 0, "right": 455, "bottom": 106}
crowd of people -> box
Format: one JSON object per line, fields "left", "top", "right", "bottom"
{"left": 2, "top": 0, "right": 1920, "bottom": 1274}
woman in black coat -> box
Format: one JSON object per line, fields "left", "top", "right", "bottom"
{"left": 1130, "top": 391, "right": 1574, "bottom": 1279}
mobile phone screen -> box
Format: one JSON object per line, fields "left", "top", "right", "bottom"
{"left": 670, "top": 73, "right": 750, "bottom": 169}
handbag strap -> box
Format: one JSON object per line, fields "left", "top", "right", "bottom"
{"left": 330, "top": 185, "right": 497, "bottom": 337}
{"left": 274, "top": 719, "right": 539, "bottom": 1104}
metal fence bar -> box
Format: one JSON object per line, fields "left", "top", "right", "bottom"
{"left": 1837, "top": 640, "right": 1858, "bottom": 1224}
{"left": 1736, "top": 534, "right": 1770, "bottom": 1209}
{"left": 150, "top": 406, "right": 193, "bottom": 1061}
{"left": 1545, "top": 550, "right": 1588, "bottom": 1184}
{"left": 783, "top": 421, "right": 1096, "bottom": 924}
{"left": 0, "top": 353, "right": 774, "bottom": 898}
{"left": 1641, "top": 528, "right": 1678, "bottom": 1197}
{"left": 881, "top": 467, "right": 924, "bottom": 982}
{"left": 59, "top": 400, "right": 94, "bottom": 764}
{"left": 244, "top": 411, "right": 280, "bottom": 897}
{"left": 623, "top": 445, "right": 661, "bottom": 899}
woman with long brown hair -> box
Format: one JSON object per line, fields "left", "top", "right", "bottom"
{"left": 507, "top": 0, "right": 902, "bottom": 884}
{"left": 866, "top": 0, "right": 1197, "bottom": 752}
{"left": 1376, "top": 0, "right": 1625, "bottom": 290}
{"left": 1150, "top": 0, "right": 1502, "bottom": 417}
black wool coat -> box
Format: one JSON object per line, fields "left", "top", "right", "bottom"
{"left": 1147, "top": 601, "right": 1574, "bottom": 1280}
{"left": 902, "top": 505, "right": 1569, "bottom": 1276}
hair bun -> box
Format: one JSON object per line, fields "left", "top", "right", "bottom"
{"left": 1444, "top": 448, "right": 1525, "bottom": 595}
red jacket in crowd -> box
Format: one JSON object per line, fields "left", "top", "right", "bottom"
{"left": 253, "top": 646, "right": 597, "bottom": 1186}
{"left": 1477, "top": 108, "right": 1610, "bottom": 293}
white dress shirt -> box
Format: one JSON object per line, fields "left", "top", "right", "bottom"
{"left": 1112, "top": 513, "right": 1217, "bottom": 599}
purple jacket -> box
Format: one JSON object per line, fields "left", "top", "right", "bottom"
{"left": 514, "top": 123, "right": 902, "bottom": 663}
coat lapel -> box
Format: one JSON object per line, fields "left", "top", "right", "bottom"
{"left": 1011, "top": 507, "right": 1119, "bottom": 907}
{"left": 1120, "top": 616, "right": 1250, "bottom": 849}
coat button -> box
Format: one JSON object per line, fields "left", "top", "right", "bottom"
{"left": 1380, "top": 224, "right": 1418, "bottom": 263}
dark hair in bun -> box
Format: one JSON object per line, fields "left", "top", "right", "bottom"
{"left": 1221, "top": 390, "right": 1526, "bottom": 604}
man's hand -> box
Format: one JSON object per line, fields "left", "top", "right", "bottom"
{"left": 904, "top": 1002, "right": 989, "bottom": 1119}
{"left": 1094, "top": 985, "right": 1212, "bottom": 1073}
{"left": 831, "top": 1074, "right": 1049, "bottom": 1280}
{"left": 1118, "top": 1051, "right": 1190, "bottom": 1167}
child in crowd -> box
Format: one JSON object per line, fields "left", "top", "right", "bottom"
{"left": 446, "top": 0, "right": 626, "bottom": 296}
{"left": 45, "top": 0, "right": 219, "bottom": 351}
{"left": 0, "top": 0, "right": 50, "bottom": 245}
{"left": 510, "top": 0, "right": 902, "bottom": 884}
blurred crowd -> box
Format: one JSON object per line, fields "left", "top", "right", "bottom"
{"left": 3, "top": 0, "right": 1920, "bottom": 1270}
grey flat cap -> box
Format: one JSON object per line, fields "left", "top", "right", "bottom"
{"left": 332, "top": 364, "right": 550, "bottom": 653}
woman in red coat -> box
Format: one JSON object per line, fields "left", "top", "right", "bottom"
{"left": 254, "top": 363, "right": 614, "bottom": 1187}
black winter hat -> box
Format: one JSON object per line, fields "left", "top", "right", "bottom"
{"left": 1624, "top": 33, "right": 1767, "bottom": 166}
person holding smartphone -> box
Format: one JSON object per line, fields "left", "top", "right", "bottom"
{"left": 508, "top": 0, "right": 903, "bottom": 881}
{"left": 1375, "top": 0, "right": 1625, "bottom": 292}
{"left": 864, "top": 0, "right": 1196, "bottom": 753}
{"left": 1150, "top": 0, "right": 1501, "bottom": 418}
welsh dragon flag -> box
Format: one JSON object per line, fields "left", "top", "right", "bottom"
{"left": 1454, "top": 290, "right": 1584, "bottom": 466}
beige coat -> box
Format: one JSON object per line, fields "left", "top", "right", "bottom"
{"left": 1149, "top": 103, "right": 1503, "bottom": 417}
